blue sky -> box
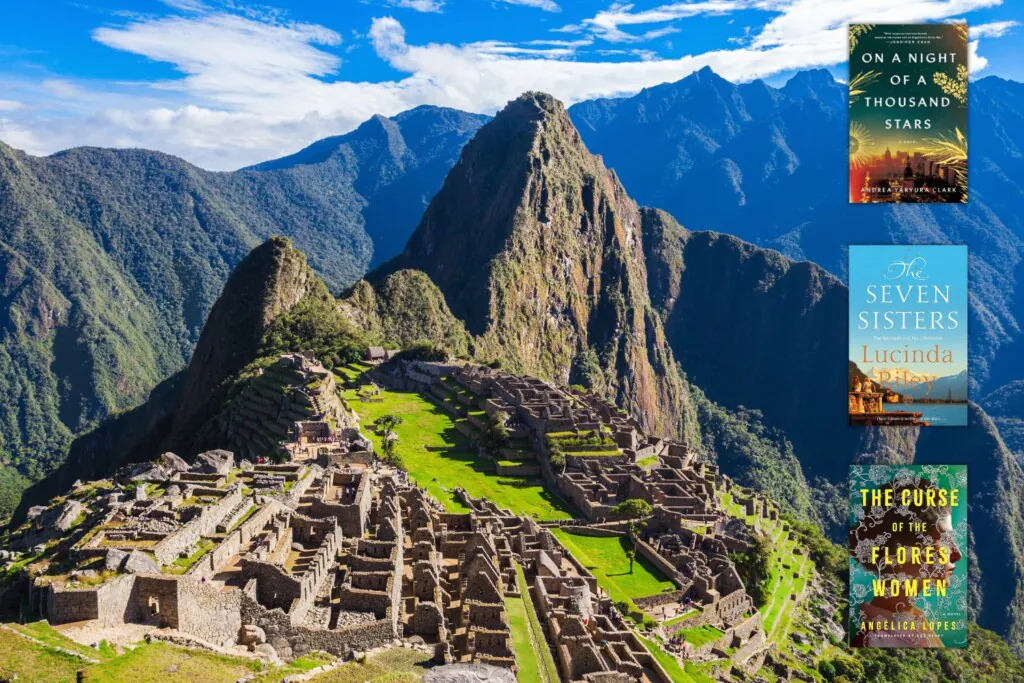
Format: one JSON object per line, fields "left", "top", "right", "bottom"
{"left": 849, "top": 245, "right": 968, "bottom": 378}
{"left": 1, "top": 0, "right": 1021, "bottom": 169}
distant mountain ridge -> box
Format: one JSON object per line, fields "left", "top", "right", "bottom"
{"left": 568, "top": 70, "right": 1024, "bottom": 412}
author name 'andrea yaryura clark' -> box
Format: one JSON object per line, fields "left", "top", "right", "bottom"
{"left": 849, "top": 23, "right": 968, "bottom": 204}
{"left": 848, "top": 245, "right": 968, "bottom": 427}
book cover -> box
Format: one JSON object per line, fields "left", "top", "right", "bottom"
{"left": 849, "top": 465, "right": 968, "bottom": 648}
{"left": 849, "top": 24, "right": 968, "bottom": 203}
{"left": 848, "top": 245, "right": 968, "bottom": 427}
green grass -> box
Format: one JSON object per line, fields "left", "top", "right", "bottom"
{"left": 677, "top": 624, "right": 724, "bottom": 648}
{"left": 716, "top": 487, "right": 815, "bottom": 645}
{"left": 164, "top": 538, "right": 216, "bottom": 575}
{"left": 637, "top": 635, "right": 715, "bottom": 683}
{"left": 0, "top": 628, "right": 266, "bottom": 683}
{"left": 83, "top": 641, "right": 262, "bottom": 682}
{"left": 249, "top": 652, "right": 336, "bottom": 682}
{"left": 550, "top": 529, "right": 675, "bottom": 612}
{"left": 0, "top": 626, "right": 87, "bottom": 682}
{"left": 227, "top": 504, "right": 259, "bottom": 532}
{"left": 306, "top": 648, "right": 432, "bottom": 682}
{"left": 10, "top": 621, "right": 116, "bottom": 662}
{"left": 664, "top": 609, "right": 699, "bottom": 626}
{"left": 505, "top": 564, "right": 559, "bottom": 683}
{"left": 344, "top": 385, "right": 572, "bottom": 520}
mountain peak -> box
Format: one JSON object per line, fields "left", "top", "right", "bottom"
{"left": 785, "top": 68, "right": 836, "bottom": 87}
{"left": 782, "top": 69, "right": 843, "bottom": 109}
{"left": 176, "top": 236, "right": 320, "bottom": 430}
{"left": 499, "top": 91, "right": 569, "bottom": 124}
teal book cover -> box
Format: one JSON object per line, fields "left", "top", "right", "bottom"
{"left": 849, "top": 245, "right": 968, "bottom": 426}
{"left": 849, "top": 465, "right": 968, "bottom": 648}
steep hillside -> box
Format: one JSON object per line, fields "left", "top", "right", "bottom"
{"left": 0, "top": 106, "right": 484, "bottom": 515}
{"left": 342, "top": 271, "right": 472, "bottom": 357}
{"left": 641, "top": 211, "right": 1024, "bottom": 650}
{"left": 570, "top": 71, "right": 1024, "bottom": 403}
{"left": 374, "top": 92, "right": 696, "bottom": 440}
{"left": 14, "top": 237, "right": 366, "bottom": 517}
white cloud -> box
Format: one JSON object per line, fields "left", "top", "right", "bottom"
{"left": 970, "top": 20, "right": 1019, "bottom": 38}
{"left": 497, "top": 0, "right": 561, "bottom": 12}
{"left": 0, "top": 100, "right": 24, "bottom": 111}
{"left": 394, "top": 0, "right": 445, "bottom": 13}
{"left": 583, "top": 1, "right": 753, "bottom": 43}
{"left": 0, "top": 0, "right": 1010, "bottom": 170}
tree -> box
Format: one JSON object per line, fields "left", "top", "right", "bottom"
{"left": 380, "top": 431, "right": 404, "bottom": 470}
{"left": 728, "top": 533, "right": 774, "bottom": 607}
{"left": 549, "top": 451, "right": 566, "bottom": 473}
{"left": 376, "top": 414, "right": 403, "bottom": 435}
{"left": 489, "top": 411, "right": 510, "bottom": 447}
{"left": 611, "top": 498, "right": 653, "bottom": 573}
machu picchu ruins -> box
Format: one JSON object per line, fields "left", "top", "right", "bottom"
{"left": 0, "top": 353, "right": 835, "bottom": 682}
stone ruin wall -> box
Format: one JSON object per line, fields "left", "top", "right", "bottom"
{"left": 188, "top": 502, "right": 281, "bottom": 581}
{"left": 176, "top": 576, "right": 243, "bottom": 646}
{"left": 633, "top": 538, "right": 685, "bottom": 587}
{"left": 240, "top": 579, "right": 396, "bottom": 660}
{"left": 152, "top": 488, "right": 243, "bottom": 565}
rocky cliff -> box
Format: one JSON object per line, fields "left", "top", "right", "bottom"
{"left": 13, "top": 237, "right": 348, "bottom": 518}
{"left": 373, "top": 92, "right": 696, "bottom": 440}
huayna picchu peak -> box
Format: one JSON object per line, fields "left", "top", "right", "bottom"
{"left": 371, "top": 91, "right": 695, "bottom": 442}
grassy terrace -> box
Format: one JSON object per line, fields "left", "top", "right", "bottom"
{"left": 164, "top": 538, "right": 216, "bottom": 575}
{"left": 717, "top": 489, "right": 815, "bottom": 645}
{"left": 638, "top": 635, "right": 715, "bottom": 683}
{"left": 341, "top": 375, "right": 572, "bottom": 520}
{"left": 550, "top": 529, "right": 675, "bottom": 616}
{"left": 0, "top": 621, "right": 423, "bottom": 683}
{"left": 676, "top": 624, "right": 724, "bottom": 648}
{"left": 506, "top": 563, "right": 560, "bottom": 683}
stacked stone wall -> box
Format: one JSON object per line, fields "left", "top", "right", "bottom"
{"left": 153, "top": 488, "right": 243, "bottom": 565}
{"left": 177, "top": 578, "right": 243, "bottom": 646}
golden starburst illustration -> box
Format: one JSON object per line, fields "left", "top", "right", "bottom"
{"left": 849, "top": 24, "right": 875, "bottom": 54}
{"left": 849, "top": 69, "right": 881, "bottom": 106}
{"left": 920, "top": 127, "right": 969, "bottom": 202}
{"left": 849, "top": 122, "right": 874, "bottom": 168}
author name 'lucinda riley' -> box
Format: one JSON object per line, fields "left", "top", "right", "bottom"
{"left": 848, "top": 245, "right": 968, "bottom": 427}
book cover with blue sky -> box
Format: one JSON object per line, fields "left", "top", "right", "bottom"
{"left": 849, "top": 245, "right": 968, "bottom": 427}
{"left": 0, "top": 0, "right": 1021, "bottom": 170}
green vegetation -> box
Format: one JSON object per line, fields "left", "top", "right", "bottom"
{"left": 0, "top": 625, "right": 263, "bottom": 683}
{"left": 717, "top": 488, "right": 814, "bottom": 644}
{"left": 346, "top": 270, "right": 472, "bottom": 359}
{"left": 637, "top": 635, "right": 715, "bottom": 683}
{"left": 0, "top": 625, "right": 89, "bottom": 683}
{"left": 259, "top": 279, "right": 370, "bottom": 370}
{"left": 164, "top": 538, "right": 216, "bottom": 575}
{"left": 83, "top": 641, "right": 262, "bottom": 682}
{"left": 728, "top": 533, "right": 774, "bottom": 607}
{"left": 551, "top": 528, "right": 674, "bottom": 615}
{"left": 227, "top": 504, "right": 259, "bottom": 532}
{"left": 677, "top": 624, "right": 724, "bottom": 648}
{"left": 304, "top": 648, "right": 432, "bottom": 682}
{"left": 609, "top": 498, "right": 653, "bottom": 573}
{"left": 664, "top": 609, "right": 699, "bottom": 626}
{"left": 818, "top": 624, "right": 1024, "bottom": 683}
{"left": 693, "top": 386, "right": 817, "bottom": 523}
{"left": 506, "top": 563, "right": 559, "bottom": 683}
{"left": 344, "top": 383, "right": 572, "bottom": 520}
